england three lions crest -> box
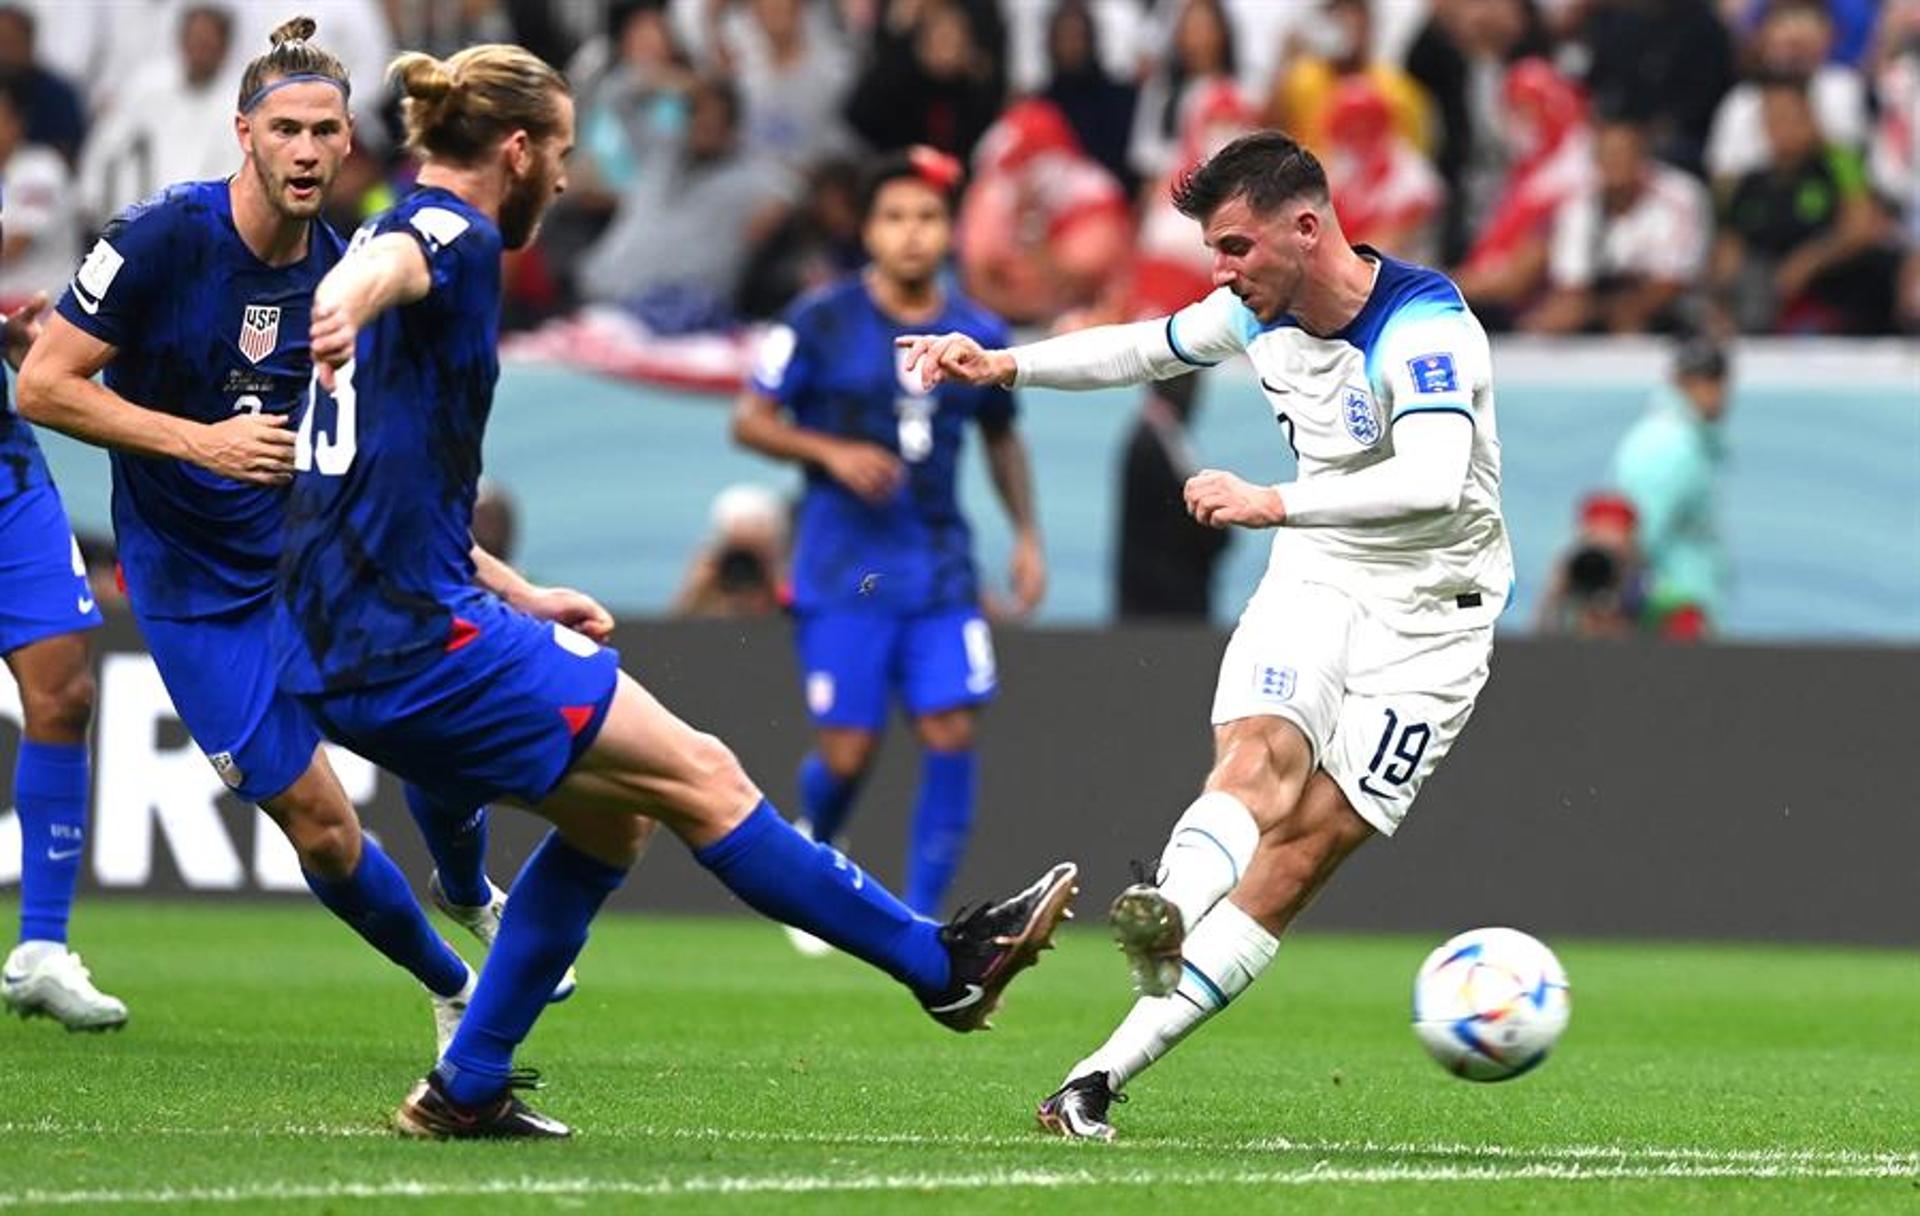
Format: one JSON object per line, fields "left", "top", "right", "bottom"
{"left": 238, "top": 304, "right": 281, "bottom": 364}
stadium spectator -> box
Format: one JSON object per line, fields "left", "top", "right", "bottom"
{"left": 75, "top": 4, "right": 238, "bottom": 228}
{"left": 0, "top": 4, "right": 81, "bottom": 164}
{"left": 0, "top": 77, "right": 76, "bottom": 305}
{"left": 672, "top": 483, "right": 791, "bottom": 619}
{"left": 1532, "top": 491, "right": 1646, "bottom": 638}
{"left": 577, "top": 76, "right": 797, "bottom": 332}
{"left": 1522, "top": 116, "right": 1711, "bottom": 335}
{"left": 1321, "top": 75, "right": 1445, "bottom": 263}
{"left": 1263, "top": 0, "right": 1431, "bottom": 162}
{"left": 1706, "top": 0, "right": 1868, "bottom": 184}
{"left": 1609, "top": 339, "right": 1732, "bottom": 639}
{"left": 1568, "top": 0, "right": 1733, "bottom": 173}
{"left": 1868, "top": 0, "right": 1920, "bottom": 231}
{"left": 572, "top": 0, "right": 699, "bottom": 201}
{"left": 1711, "top": 77, "right": 1901, "bottom": 334}
{"left": 1115, "top": 371, "right": 1231, "bottom": 622}
{"left": 1454, "top": 58, "right": 1593, "bottom": 326}
{"left": 702, "top": 0, "right": 857, "bottom": 169}
{"left": 845, "top": 0, "right": 1003, "bottom": 162}
{"left": 737, "top": 156, "right": 865, "bottom": 319}
{"left": 1403, "top": 0, "right": 1549, "bottom": 263}
{"left": 1127, "top": 77, "right": 1255, "bottom": 319}
{"left": 1128, "top": 0, "right": 1240, "bottom": 182}
{"left": 1039, "top": 0, "right": 1137, "bottom": 191}
{"left": 1723, "top": 0, "right": 1878, "bottom": 69}
{"left": 957, "top": 99, "right": 1131, "bottom": 327}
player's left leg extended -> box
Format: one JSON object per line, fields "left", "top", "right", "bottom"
{"left": 1039, "top": 774, "right": 1371, "bottom": 1139}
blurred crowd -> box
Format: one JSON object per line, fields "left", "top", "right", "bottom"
{"left": 1, "top": 0, "right": 1916, "bottom": 337}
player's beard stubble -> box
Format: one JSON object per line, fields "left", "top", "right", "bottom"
{"left": 498, "top": 162, "right": 557, "bottom": 251}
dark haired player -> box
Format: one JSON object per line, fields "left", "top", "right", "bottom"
{"left": 901, "top": 130, "right": 1513, "bottom": 1138}
{"left": 732, "top": 148, "right": 1044, "bottom": 941}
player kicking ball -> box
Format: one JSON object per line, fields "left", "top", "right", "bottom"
{"left": 19, "top": 17, "right": 562, "bottom": 1055}
{"left": 276, "top": 44, "right": 1077, "bottom": 1140}
{"left": 900, "top": 131, "right": 1512, "bottom": 1139}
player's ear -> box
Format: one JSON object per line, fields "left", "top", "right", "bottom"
{"left": 234, "top": 111, "right": 251, "bottom": 156}
{"left": 503, "top": 128, "right": 531, "bottom": 176}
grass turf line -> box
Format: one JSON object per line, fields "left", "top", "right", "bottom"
{"left": 0, "top": 899, "right": 1913, "bottom": 1214}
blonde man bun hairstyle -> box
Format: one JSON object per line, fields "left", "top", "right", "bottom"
{"left": 390, "top": 45, "right": 568, "bottom": 164}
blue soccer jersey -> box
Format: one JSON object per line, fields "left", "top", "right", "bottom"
{"left": 276, "top": 187, "right": 503, "bottom": 694}
{"left": 751, "top": 277, "right": 1014, "bottom": 615}
{"left": 54, "top": 180, "right": 345, "bottom": 618}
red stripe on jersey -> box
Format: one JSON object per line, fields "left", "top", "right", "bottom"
{"left": 559, "top": 705, "right": 595, "bottom": 737}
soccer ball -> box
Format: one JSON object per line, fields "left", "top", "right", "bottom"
{"left": 1412, "top": 927, "right": 1570, "bottom": 1082}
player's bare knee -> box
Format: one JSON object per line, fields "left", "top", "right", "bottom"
{"left": 20, "top": 669, "right": 95, "bottom": 741}
{"left": 816, "top": 730, "right": 877, "bottom": 780}
{"left": 913, "top": 708, "right": 975, "bottom": 752}
{"left": 293, "top": 816, "right": 362, "bottom": 878}
{"left": 1207, "top": 721, "right": 1310, "bottom": 829}
{"left": 684, "top": 731, "right": 758, "bottom": 811}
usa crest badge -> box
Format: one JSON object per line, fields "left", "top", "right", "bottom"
{"left": 238, "top": 304, "right": 281, "bottom": 364}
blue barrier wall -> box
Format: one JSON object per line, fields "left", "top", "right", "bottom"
{"left": 33, "top": 340, "right": 1919, "bottom": 641}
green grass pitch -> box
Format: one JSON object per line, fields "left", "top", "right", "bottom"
{"left": 0, "top": 899, "right": 1914, "bottom": 1214}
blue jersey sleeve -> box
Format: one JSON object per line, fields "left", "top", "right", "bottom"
{"left": 56, "top": 198, "right": 173, "bottom": 348}
{"left": 748, "top": 305, "right": 820, "bottom": 410}
{"left": 375, "top": 200, "right": 489, "bottom": 312}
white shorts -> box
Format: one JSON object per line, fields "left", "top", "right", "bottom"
{"left": 1208, "top": 578, "right": 1493, "bottom": 837}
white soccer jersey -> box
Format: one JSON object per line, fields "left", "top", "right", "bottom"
{"left": 1165, "top": 253, "right": 1513, "bottom": 634}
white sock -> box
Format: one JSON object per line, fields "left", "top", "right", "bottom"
{"left": 1154, "top": 791, "right": 1260, "bottom": 935}
{"left": 1067, "top": 900, "right": 1279, "bottom": 1090}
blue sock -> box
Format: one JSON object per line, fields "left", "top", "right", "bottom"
{"left": 403, "top": 784, "right": 492, "bottom": 908}
{"left": 905, "top": 749, "right": 977, "bottom": 917}
{"left": 303, "top": 840, "right": 469, "bottom": 998}
{"left": 798, "top": 751, "right": 862, "bottom": 844}
{"left": 695, "top": 800, "right": 949, "bottom": 994}
{"left": 15, "top": 741, "right": 89, "bottom": 945}
{"left": 439, "top": 833, "right": 627, "bottom": 1106}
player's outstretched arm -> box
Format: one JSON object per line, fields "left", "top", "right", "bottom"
{"left": 899, "top": 292, "right": 1249, "bottom": 394}
{"left": 310, "top": 232, "right": 432, "bottom": 386}
{"left": 731, "top": 389, "right": 902, "bottom": 504}
{"left": 1185, "top": 413, "right": 1475, "bottom": 531}
{"left": 18, "top": 314, "right": 296, "bottom": 485}
{"left": 470, "top": 542, "right": 616, "bottom": 642}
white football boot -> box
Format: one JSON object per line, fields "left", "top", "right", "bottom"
{"left": 429, "top": 871, "right": 578, "bottom": 1002}
{"left": 2, "top": 942, "right": 128, "bottom": 1032}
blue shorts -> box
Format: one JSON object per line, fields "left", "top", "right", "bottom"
{"left": 0, "top": 484, "right": 103, "bottom": 657}
{"left": 794, "top": 606, "right": 997, "bottom": 731}
{"left": 138, "top": 599, "right": 320, "bottom": 805}
{"left": 298, "top": 597, "right": 621, "bottom": 809}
